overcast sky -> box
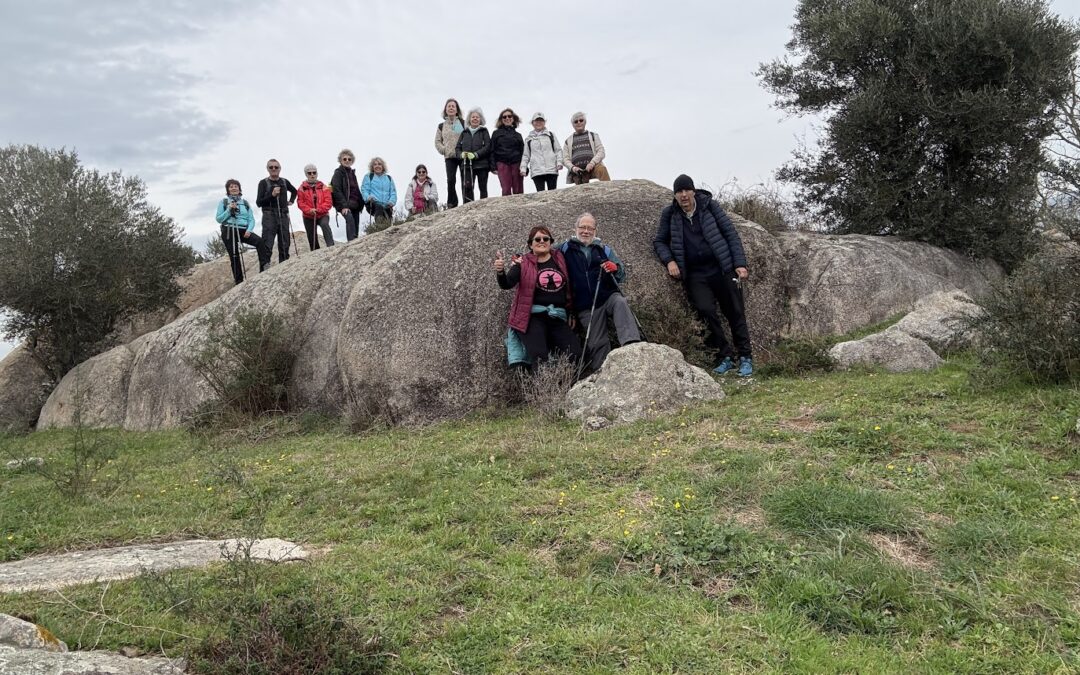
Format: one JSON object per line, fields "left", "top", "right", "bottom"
{"left": 2, "top": 0, "right": 1078, "bottom": 360}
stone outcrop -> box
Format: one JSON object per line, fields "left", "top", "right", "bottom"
{"left": 892, "top": 290, "right": 984, "bottom": 352}
{"left": 566, "top": 343, "right": 724, "bottom": 427}
{"left": 0, "top": 347, "right": 51, "bottom": 433}
{"left": 38, "top": 180, "right": 1000, "bottom": 430}
{"left": 0, "top": 539, "right": 309, "bottom": 594}
{"left": 0, "top": 644, "right": 185, "bottom": 674}
{"left": 774, "top": 232, "right": 997, "bottom": 338}
{"left": 829, "top": 327, "right": 945, "bottom": 372}
{"left": 0, "top": 614, "right": 67, "bottom": 652}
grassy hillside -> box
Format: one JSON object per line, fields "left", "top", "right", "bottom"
{"left": 2, "top": 357, "right": 1078, "bottom": 673}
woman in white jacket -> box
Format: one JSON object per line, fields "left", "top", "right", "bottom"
{"left": 405, "top": 164, "right": 439, "bottom": 216}
{"left": 519, "top": 112, "right": 563, "bottom": 192}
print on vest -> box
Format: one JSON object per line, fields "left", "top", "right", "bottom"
{"left": 538, "top": 269, "right": 565, "bottom": 291}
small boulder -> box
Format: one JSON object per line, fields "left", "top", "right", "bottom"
{"left": 893, "top": 290, "right": 984, "bottom": 352}
{"left": 0, "top": 613, "right": 67, "bottom": 652}
{"left": 566, "top": 343, "right": 724, "bottom": 426}
{"left": 829, "top": 326, "right": 944, "bottom": 373}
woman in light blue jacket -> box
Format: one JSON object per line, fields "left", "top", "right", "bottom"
{"left": 361, "top": 156, "right": 398, "bottom": 230}
{"left": 215, "top": 178, "right": 271, "bottom": 284}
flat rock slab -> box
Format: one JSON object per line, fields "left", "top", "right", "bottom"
{"left": 0, "top": 644, "right": 184, "bottom": 674}
{"left": 0, "top": 538, "right": 308, "bottom": 594}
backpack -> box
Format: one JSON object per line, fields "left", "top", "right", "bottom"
{"left": 530, "top": 131, "right": 556, "bottom": 154}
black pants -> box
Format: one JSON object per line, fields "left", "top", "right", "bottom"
{"left": 532, "top": 174, "right": 558, "bottom": 191}
{"left": 340, "top": 205, "right": 361, "bottom": 241}
{"left": 519, "top": 313, "right": 582, "bottom": 366}
{"left": 367, "top": 202, "right": 393, "bottom": 227}
{"left": 445, "top": 158, "right": 461, "bottom": 208}
{"left": 461, "top": 168, "right": 489, "bottom": 203}
{"left": 684, "top": 271, "right": 752, "bottom": 359}
{"left": 221, "top": 226, "right": 271, "bottom": 285}
{"left": 302, "top": 215, "right": 332, "bottom": 250}
{"left": 261, "top": 209, "right": 292, "bottom": 262}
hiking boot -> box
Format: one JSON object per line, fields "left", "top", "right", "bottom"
{"left": 737, "top": 356, "right": 753, "bottom": 377}
{"left": 713, "top": 357, "right": 735, "bottom": 375}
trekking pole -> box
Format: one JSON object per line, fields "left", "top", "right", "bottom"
{"left": 233, "top": 226, "right": 246, "bottom": 282}
{"left": 574, "top": 267, "right": 605, "bottom": 381}
{"left": 607, "top": 274, "right": 649, "bottom": 343}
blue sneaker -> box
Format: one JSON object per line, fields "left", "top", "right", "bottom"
{"left": 713, "top": 357, "right": 735, "bottom": 375}
{"left": 737, "top": 357, "right": 753, "bottom": 377}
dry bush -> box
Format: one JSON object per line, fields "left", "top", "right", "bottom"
{"left": 712, "top": 179, "right": 805, "bottom": 233}
{"left": 517, "top": 354, "right": 578, "bottom": 420}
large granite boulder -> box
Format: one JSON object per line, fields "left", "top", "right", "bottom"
{"left": 39, "top": 180, "right": 999, "bottom": 430}
{"left": 775, "top": 232, "right": 997, "bottom": 337}
{"left": 0, "top": 347, "right": 51, "bottom": 433}
{"left": 829, "top": 326, "right": 944, "bottom": 372}
{"left": 566, "top": 343, "right": 724, "bottom": 427}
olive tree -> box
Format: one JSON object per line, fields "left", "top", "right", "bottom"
{"left": 0, "top": 145, "right": 194, "bottom": 380}
{"left": 758, "top": 0, "right": 1079, "bottom": 267}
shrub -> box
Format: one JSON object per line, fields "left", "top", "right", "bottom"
{"left": 756, "top": 337, "right": 835, "bottom": 376}
{"left": 631, "top": 287, "right": 712, "bottom": 369}
{"left": 714, "top": 179, "right": 802, "bottom": 233}
{"left": 344, "top": 357, "right": 398, "bottom": 432}
{"left": 1, "top": 374, "right": 125, "bottom": 499}
{"left": 517, "top": 354, "right": 578, "bottom": 420}
{"left": 971, "top": 250, "right": 1080, "bottom": 383}
{"left": 189, "top": 593, "right": 389, "bottom": 675}
{"left": 187, "top": 308, "right": 294, "bottom": 420}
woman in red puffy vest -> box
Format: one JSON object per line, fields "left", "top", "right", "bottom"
{"left": 494, "top": 225, "right": 582, "bottom": 368}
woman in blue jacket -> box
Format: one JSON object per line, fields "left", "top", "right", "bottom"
{"left": 361, "top": 157, "right": 398, "bottom": 230}
{"left": 215, "top": 179, "right": 271, "bottom": 285}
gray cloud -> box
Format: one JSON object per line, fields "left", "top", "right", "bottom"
{"left": 0, "top": 1, "right": 236, "bottom": 179}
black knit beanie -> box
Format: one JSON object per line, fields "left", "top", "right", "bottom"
{"left": 673, "top": 174, "right": 694, "bottom": 193}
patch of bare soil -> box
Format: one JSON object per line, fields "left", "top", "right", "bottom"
{"left": 867, "top": 532, "right": 933, "bottom": 572}
{"left": 731, "top": 506, "right": 767, "bottom": 529}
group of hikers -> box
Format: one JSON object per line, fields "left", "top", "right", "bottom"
{"left": 495, "top": 174, "right": 753, "bottom": 379}
{"left": 213, "top": 99, "right": 750, "bottom": 378}
{"left": 214, "top": 98, "right": 611, "bottom": 286}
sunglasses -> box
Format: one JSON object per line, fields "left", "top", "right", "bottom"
{"left": 306, "top": 171, "right": 317, "bottom": 175}
{"left": 417, "top": 170, "right": 427, "bottom": 174}
{"left": 341, "top": 157, "right": 354, "bottom": 162}
{"left": 501, "top": 114, "right": 513, "bottom": 119}
{"left": 267, "top": 166, "right": 280, "bottom": 170}
{"left": 532, "top": 236, "right": 552, "bottom": 243}
{"left": 572, "top": 119, "right": 584, "bottom": 123}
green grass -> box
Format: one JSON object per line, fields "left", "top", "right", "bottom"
{"left": 1, "top": 357, "right": 1079, "bottom": 672}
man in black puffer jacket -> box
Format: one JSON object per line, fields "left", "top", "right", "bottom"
{"left": 653, "top": 174, "right": 753, "bottom": 376}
